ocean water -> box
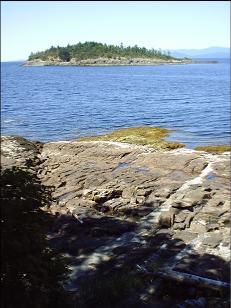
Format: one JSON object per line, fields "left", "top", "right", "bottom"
{"left": 1, "top": 60, "right": 230, "bottom": 148}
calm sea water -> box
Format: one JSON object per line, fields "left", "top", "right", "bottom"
{"left": 1, "top": 60, "right": 230, "bottom": 148}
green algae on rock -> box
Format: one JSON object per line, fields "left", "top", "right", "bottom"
{"left": 195, "top": 145, "right": 231, "bottom": 154}
{"left": 78, "top": 126, "right": 184, "bottom": 150}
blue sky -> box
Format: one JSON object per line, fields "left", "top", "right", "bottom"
{"left": 1, "top": 1, "right": 230, "bottom": 61}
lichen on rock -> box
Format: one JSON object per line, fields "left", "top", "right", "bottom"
{"left": 78, "top": 126, "right": 184, "bottom": 150}
{"left": 195, "top": 144, "right": 231, "bottom": 154}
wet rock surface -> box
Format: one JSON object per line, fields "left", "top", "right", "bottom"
{"left": 1, "top": 136, "right": 230, "bottom": 307}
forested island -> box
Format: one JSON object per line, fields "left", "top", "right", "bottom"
{"left": 23, "top": 41, "right": 196, "bottom": 66}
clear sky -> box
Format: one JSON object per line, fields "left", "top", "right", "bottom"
{"left": 1, "top": 1, "right": 230, "bottom": 61}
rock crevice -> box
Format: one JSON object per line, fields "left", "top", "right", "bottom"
{"left": 1, "top": 136, "right": 230, "bottom": 303}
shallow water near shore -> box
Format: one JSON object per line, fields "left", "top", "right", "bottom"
{"left": 1, "top": 59, "right": 230, "bottom": 148}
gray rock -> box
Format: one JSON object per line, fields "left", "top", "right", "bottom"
{"left": 206, "top": 223, "right": 219, "bottom": 232}
{"left": 173, "top": 222, "right": 186, "bottom": 230}
{"left": 173, "top": 230, "right": 198, "bottom": 243}
{"left": 202, "top": 234, "right": 223, "bottom": 248}
{"left": 189, "top": 222, "right": 207, "bottom": 234}
{"left": 1, "top": 135, "right": 230, "bottom": 299}
{"left": 174, "top": 212, "right": 188, "bottom": 223}
{"left": 122, "top": 186, "right": 136, "bottom": 199}
{"left": 158, "top": 211, "right": 175, "bottom": 228}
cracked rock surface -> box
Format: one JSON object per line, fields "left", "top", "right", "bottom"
{"left": 1, "top": 136, "right": 230, "bottom": 306}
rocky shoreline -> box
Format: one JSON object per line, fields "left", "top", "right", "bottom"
{"left": 22, "top": 57, "right": 218, "bottom": 67}
{"left": 1, "top": 135, "right": 230, "bottom": 306}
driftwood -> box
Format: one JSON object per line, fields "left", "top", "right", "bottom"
{"left": 136, "top": 266, "right": 230, "bottom": 292}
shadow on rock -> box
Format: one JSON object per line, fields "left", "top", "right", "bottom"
{"left": 1, "top": 163, "right": 230, "bottom": 308}
{"left": 1, "top": 165, "right": 71, "bottom": 308}
{"left": 49, "top": 213, "right": 230, "bottom": 308}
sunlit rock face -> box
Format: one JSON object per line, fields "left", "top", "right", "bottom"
{"left": 1, "top": 135, "right": 230, "bottom": 305}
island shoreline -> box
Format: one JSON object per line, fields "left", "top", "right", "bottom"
{"left": 22, "top": 59, "right": 218, "bottom": 67}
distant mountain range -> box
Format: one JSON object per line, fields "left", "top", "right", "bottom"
{"left": 170, "top": 47, "right": 230, "bottom": 59}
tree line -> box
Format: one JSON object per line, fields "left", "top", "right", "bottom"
{"left": 28, "top": 41, "right": 176, "bottom": 62}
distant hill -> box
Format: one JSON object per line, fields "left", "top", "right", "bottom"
{"left": 170, "top": 47, "right": 230, "bottom": 59}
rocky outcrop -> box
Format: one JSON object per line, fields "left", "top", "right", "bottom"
{"left": 1, "top": 135, "right": 43, "bottom": 170}
{"left": 23, "top": 57, "right": 186, "bottom": 66}
{"left": 22, "top": 57, "right": 210, "bottom": 67}
{"left": 1, "top": 136, "right": 230, "bottom": 306}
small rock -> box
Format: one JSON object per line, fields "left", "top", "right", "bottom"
{"left": 82, "top": 189, "right": 92, "bottom": 198}
{"left": 136, "top": 188, "right": 152, "bottom": 197}
{"left": 219, "top": 214, "right": 230, "bottom": 226}
{"left": 189, "top": 221, "right": 207, "bottom": 233}
{"left": 155, "top": 187, "right": 176, "bottom": 198}
{"left": 206, "top": 223, "right": 219, "bottom": 232}
{"left": 202, "top": 234, "right": 222, "bottom": 248}
{"left": 172, "top": 201, "right": 193, "bottom": 209}
{"left": 158, "top": 211, "right": 175, "bottom": 228}
{"left": 122, "top": 186, "right": 135, "bottom": 199}
{"left": 173, "top": 222, "right": 185, "bottom": 230}
{"left": 174, "top": 212, "right": 188, "bottom": 223}
{"left": 130, "top": 196, "right": 138, "bottom": 205}
{"left": 136, "top": 195, "right": 146, "bottom": 204}
{"left": 182, "top": 190, "right": 208, "bottom": 206}
{"left": 173, "top": 231, "right": 198, "bottom": 243}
